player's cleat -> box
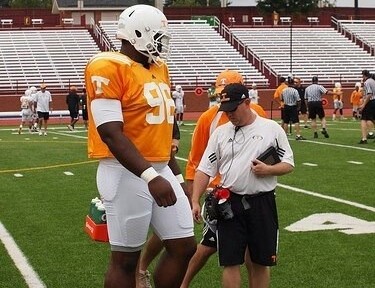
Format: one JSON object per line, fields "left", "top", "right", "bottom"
{"left": 44, "top": 132, "right": 47, "bottom": 136}
{"left": 296, "top": 135, "right": 306, "bottom": 141}
{"left": 67, "top": 125, "right": 74, "bottom": 131}
{"left": 321, "top": 130, "right": 329, "bottom": 138}
{"left": 18, "top": 127, "right": 22, "bottom": 134}
{"left": 358, "top": 139, "right": 367, "bottom": 144}
{"left": 39, "top": 131, "right": 43, "bottom": 136}
{"left": 313, "top": 132, "right": 318, "bottom": 138}
{"left": 138, "top": 270, "right": 152, "bottom": 288}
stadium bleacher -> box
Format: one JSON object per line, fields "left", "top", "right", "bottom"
{"left": 337, "top": 20, "right": 375, "bottom": 55}
{"left": 98, "top": 20, "right": 269, "bottom": 88}
{"left": 230, "top": 27, "right": 375, "bottom": 85}
{"left": 0, "top": 29, "right": 100, "bottom": 91}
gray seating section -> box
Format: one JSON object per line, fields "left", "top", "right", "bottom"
{"left": 0, "top": 29, "right": 100, "bottom": 90}
{"left": 230, "top": 27, "right": 375, "bottom": 85}
{"left": 98, "top": 20, "right": 269, "bottom": 88}
{"left": 338, "top": 20, "right": 375, "bottom": 53}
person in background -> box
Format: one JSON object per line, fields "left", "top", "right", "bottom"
{"left": 248, "top": 83, "right": 259, "bottom": 104}
{"left": 66, "top": 86, "right": 80, "bottom": 131}
{"left": 293, "top": 77, "right": 309, "bottom": 128}
{"left": 34, "top": 83, "right": 52, "bottom": 136}
{"left": 274, "top": 76, "right": 287, "bottom": 126}
{"left": 304, "top": 76, "right": 335, "bottom": 139}
{"left": 172, "top": 85, "right": 185, "bottom": 126}
{"left": 29, "top": 86, "right": 39, "bottom": 132}
{"left": 280, "top": 78, "right": 306, "bottom": 140}
{"left": 358, "top": 70, "right": 375, "bottom": 144}
{"left": 332, "top": 82, "right": 344, "bottom": 121}
{"left": 350, "top": 82, "right": 362, "bottom": 120}
{"left": 207, "top": 82, "right": 218, "bottom": 108}
{"left": 192, "top": 83, "right": 294, "bottom": 288}
{"left": 18, "top": 89, "right": 34, "bottom": 134}
{"left": 84, "top": 5, "right": 196, "bottom": 288}
{"left": 80, "top": 88, "right": 88, "bottom": 130}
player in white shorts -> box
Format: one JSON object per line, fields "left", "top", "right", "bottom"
{"left": 84, "top": 5, "right": 196, "bottom": 288}
{"left": 18, "top": 89, "right": 34, "bottom": 134}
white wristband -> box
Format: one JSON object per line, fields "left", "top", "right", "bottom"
{"left": 140, "top": 167, "right": 159, "bottom": 184}
{"left": 175, "top": 174, "right": 184, "bottom": 184}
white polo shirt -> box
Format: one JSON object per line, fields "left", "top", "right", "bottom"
{"left": 197, "top": 116, "right": 294, "bottom": 195}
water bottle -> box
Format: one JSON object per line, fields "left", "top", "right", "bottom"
{"left": 92, "top": 203, "right": 107, "bottom": 224}
{"left": 89, "top": 197, "right": 101, "bottom": 218}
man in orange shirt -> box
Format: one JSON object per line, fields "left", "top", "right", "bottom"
{"left": 350, "top": 82, "right": 362, "bottom": 120}
{"left": 273, "top": 76, "right": 287, "bottom": 126}
{"left": 84, "top": 5, "right": 195, "bottom": 288}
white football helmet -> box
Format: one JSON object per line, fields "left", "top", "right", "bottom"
{"left": 29, "top": 86, "right": 37, "bottom": 94}
{"left": 175, "top": 85, "right": 182, "bottom": 91}
{"left": 335, "top": 82, "right": 341, "bottom": 89}
{"left": 24, "top": 89, "right": 31, "bottom": 96}
{"left": 116, "top": 5, "right": 171, "bottom": 65}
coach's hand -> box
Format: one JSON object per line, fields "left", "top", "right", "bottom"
{"left": 148, "top": 176, "right": 177, "bottom": 207}
{"left": 191, "top": 202, "right": 202, "bottom": 223}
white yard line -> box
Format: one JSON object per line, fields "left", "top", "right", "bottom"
{"left": 276, "top": 184, "right": 375, "bottom": 213}
{"left": 0, "top": 222, "right": 46, "bottom": 288}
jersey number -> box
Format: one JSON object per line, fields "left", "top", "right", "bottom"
{"left": 144, "top": 82, "right": 175, "bottom": 124}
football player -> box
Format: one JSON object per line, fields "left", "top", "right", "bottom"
{"left": 18, "top": 89, "right": 34, "bottom": 134}
{"left": 172, "top": 85, "right": 185, "bottom": 126}
{"left": 84, "top": 5, "right": 196, "bottom": 288}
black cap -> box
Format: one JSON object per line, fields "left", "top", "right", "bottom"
{"left": 312, "top": 76, "right": 318, "bottom": 83}
{"left": 219, "top": 83, "right": 249, "bottom": 112}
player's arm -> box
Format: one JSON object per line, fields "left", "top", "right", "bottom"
{"left": 185, "top": 114, "right": 211, "bottom": 196}
{"left": 191, "top": 170, "right": 210, "bottom": 223}
{"left": 92, "top": 99, "right": 176, "bottom": 207}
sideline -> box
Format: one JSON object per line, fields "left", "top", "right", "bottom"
{"left": 0, "top": 221, "right": 46, "bottom": 288}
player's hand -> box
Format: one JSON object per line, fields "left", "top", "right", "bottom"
{"left": 148, "top": 176, "right": 177, "bottom": 207}
{"left": 191, "top": 202, "right": 202, "bottom": 223}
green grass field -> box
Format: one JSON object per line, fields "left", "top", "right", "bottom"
{"left": 0, "top": 119, "right": 374, "bottom": 288}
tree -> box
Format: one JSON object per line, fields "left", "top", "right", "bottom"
{"left": 256, "top": 0, "right": 335, "bottom": 16}
{"left": 0, "top": 0, "right": 10, "bottom": 7}
{"left": 9, "top": 0, "right": 51, "bottom": 8}
{"left": 165, "top": 0, "right": 222, "bottom": 7}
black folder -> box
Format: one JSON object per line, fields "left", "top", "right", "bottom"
{"left": 256, "top": 146, "right": 281, "bottom": 165}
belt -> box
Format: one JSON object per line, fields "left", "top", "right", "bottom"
{"left": 230, "top": 190, "right": 275, "bottom": 211}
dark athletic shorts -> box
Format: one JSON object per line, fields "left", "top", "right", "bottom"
{"left": 307, "top": 101, "right": 325, "bottom": 120}
{"left": 217, "top": 191, "right": 278, "bottom": 267}
{"left": 37, "top": 111, "right": 49, "bottom": 120}
{"left": 200, "top": 222, "right": 217, "bottom": 248}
